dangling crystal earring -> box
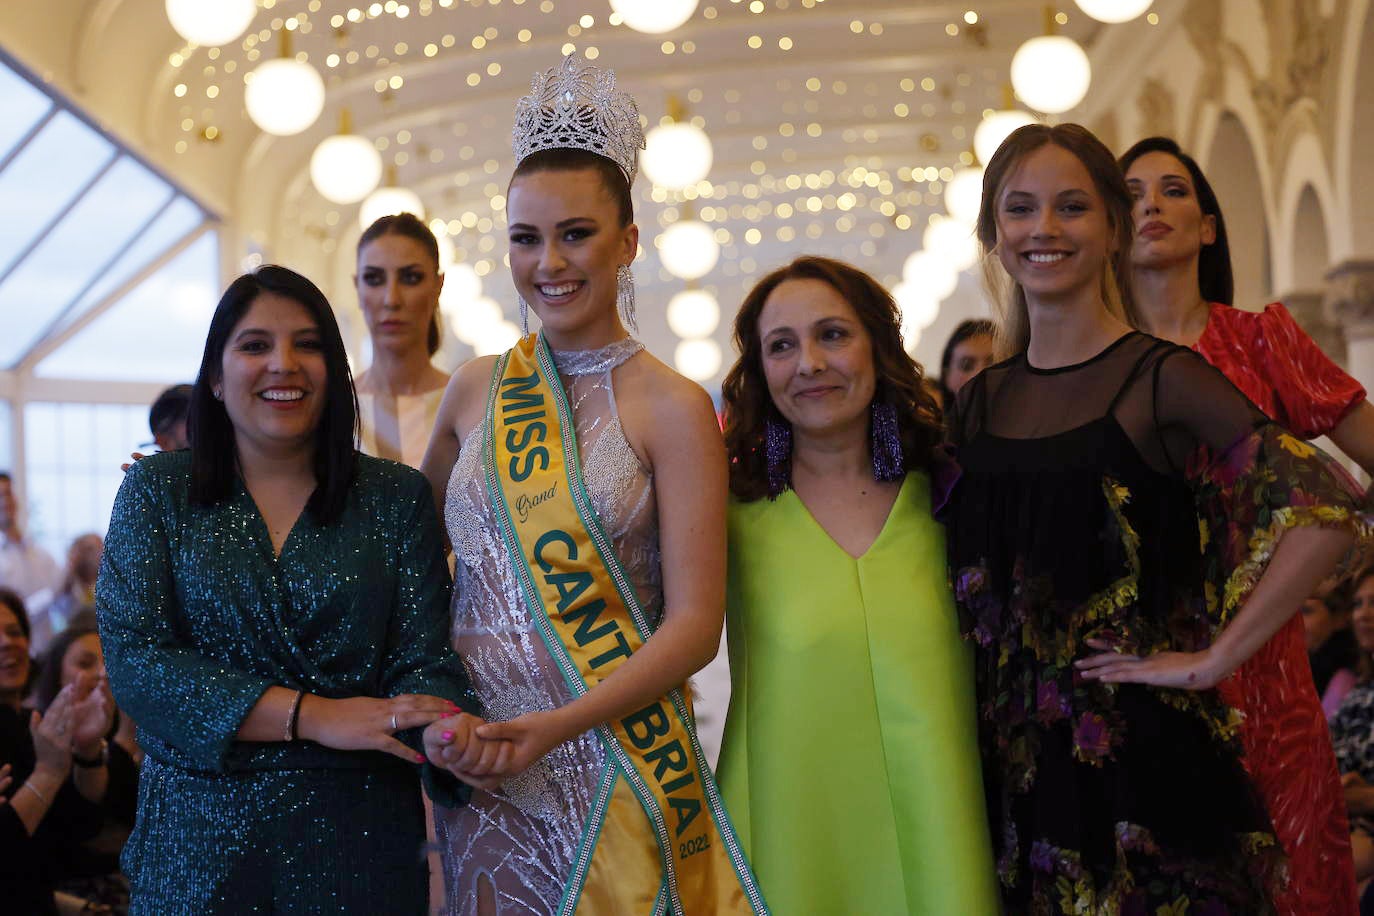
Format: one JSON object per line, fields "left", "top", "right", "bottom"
{"left": 616, "top": 264, "right": 638, "bottom": 334}
{"left": 518, "top": 295, "right": 531, "bottom": 336}
{"left": 870, "top": 400, "right": 904, "bottom": 482}
{"left": 765, "top": 417, "right": 792, "bottom": 497}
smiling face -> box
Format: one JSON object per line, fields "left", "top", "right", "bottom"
{"left": 1125, "top": 150, "right": 1217, "bottom": 272}
{"left": 355, "top": 233, "right": 443, "bottom": 357}
{"left": 217, "top": 291, "right": 328, "bottom": 460}
{"left": 995, "top": 143, "right": 1114, "bottom": 307}
{"left": 61, "top": 632, "right": 105, "bottom": 688}
{"left": 0, "top": 600, "right": 29, "bottom": 704}
{"left": 758, "top": 277, "right": 877, "bottom": 443}
{"left": 506, "top": 168, "right": 638, "bottom": 347}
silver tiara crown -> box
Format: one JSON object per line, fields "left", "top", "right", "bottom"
{"left": 511, "top": 54, "right": 645, "bottom": 187}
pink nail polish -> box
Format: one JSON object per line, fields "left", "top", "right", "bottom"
{"left": 414, "top": 754, "right": 425, "bottom": 763}
{"left": 442, "top": 731, "right": 454, "bottom": 741}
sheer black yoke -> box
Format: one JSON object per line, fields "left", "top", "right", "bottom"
{"left": 950, "top": 331, "right": 1266, "bottom": 476}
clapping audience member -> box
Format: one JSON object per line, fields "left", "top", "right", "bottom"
{"left": 31, "top": 625, "right": 137, "bottom": 912}
{"left": 0, "top": 587, "right": 115, "bottom": 916}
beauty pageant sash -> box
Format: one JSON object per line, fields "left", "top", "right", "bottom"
{"left": 484, "top": 333, "right": 768, "bottom": 916}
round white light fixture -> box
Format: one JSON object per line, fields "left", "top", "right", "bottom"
{"left": 358, "top": 186, "right": 425, "bottom": 230}
{"left": 440, "top": 262, "right": 482, "bottom": 305}
{"left": 445, "top": 295, "right": 505, "bottom": 345}
{"left": 893, "top": 282, "right": 939, "bottom": 346}
{"left": 609, "top": 0, "right": 699, "bottom": 34}
{"left": 1010, "top": 35, "right": 1092, "bottom": 114}
{"left": 1074, "top": 0, "right": 1153, "bottom": 23}
{"left": 944, "top": 166, "right": 985, "bottom": 227}
{"left": 674, "top": 338, "right": 722, "bottom": 381}
{"left": 974, "top": 109, "right": 1039, "bottom": 165}
{"left": 923, "top": 216, "right": 979, "bottom": 273}
{"left": 473, "top": 320, "right": 523, "bottom": 356}
{"left": 435, "top": 233, "right": 456, "bottom": 270}
{"left": 902, "top": 250, "right": 958, "bottom": 302}
{"left": 245, "top": 58, "right": 325, "bottom": 136}
{"left": 166, "top": 0, "right": 256, "bottom": 46}
{"left": 310, "top": 133, "right": 383, "bottom": 204}
{"left": 642, "top": 122, "right": 713, "bottom": 190}
{"left": 666, "top": 289, "right": 720, "bottom": 339}
{"left": 659, "top": 220, "right": 719, "bottom": 280}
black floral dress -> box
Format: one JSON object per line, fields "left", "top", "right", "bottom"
{"left": 944, "top": 332, "right": 1370, "bottom": 914}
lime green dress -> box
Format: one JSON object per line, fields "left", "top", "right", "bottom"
{"left": 716, "top": 472, "right": 998, "bottom": 915}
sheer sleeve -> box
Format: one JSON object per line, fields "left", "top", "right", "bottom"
{"left": 1154, "top": 349, "right": 1373, "bottom": 630}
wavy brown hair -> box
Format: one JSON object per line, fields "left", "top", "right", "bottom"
{"left": 977, "top": 122, "right": 1138, "bottom": 360}
{"left": 722, "top": 256, "right": 944, "bottom": 502}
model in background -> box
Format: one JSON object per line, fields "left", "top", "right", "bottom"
{"left": 937, "top": 318, "right": 996, "bottom": 410}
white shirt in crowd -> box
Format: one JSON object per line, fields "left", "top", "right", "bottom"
{"left": 0, "top": 533, "right": 61, "bottom": 605}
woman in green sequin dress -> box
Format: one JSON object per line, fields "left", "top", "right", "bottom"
{"left": 97, "top": 266, "right": 479, "bottom": 914}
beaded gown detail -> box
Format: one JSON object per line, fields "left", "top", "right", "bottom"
{"left": 434, "top": 338, "right": 662, "bottom": 916}
{"left": 1195, "top": 301, "right": 1364, "bottom": 916}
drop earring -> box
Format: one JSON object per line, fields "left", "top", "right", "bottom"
{"left": 870, "top": 400, "right": 904, "bottom": 482}
{"left": 616, "top": 264, "right": 638, "bottom": 334}
{"left": 518, "top": 295, "right": 530, "bottom": 336}
{"left": 765, "top": 417, "right": 792, "bottom": 497}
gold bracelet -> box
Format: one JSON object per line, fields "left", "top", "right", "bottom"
{"left": 284, "top": 689, "right": 304, "bottom": 742}
{"left": 21, "top": 780, "right": 50, "bottom": 806}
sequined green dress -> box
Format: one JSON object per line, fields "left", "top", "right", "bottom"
{"left": 97, "top": 451, "right": 475, "bottom": 915}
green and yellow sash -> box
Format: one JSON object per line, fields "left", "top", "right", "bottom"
{"left": 484, "top": 333, "right": 768, "bottom": 916}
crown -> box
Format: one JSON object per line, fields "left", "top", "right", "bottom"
{"left": 511, "top": 54, "right": 645, "bottom": 187}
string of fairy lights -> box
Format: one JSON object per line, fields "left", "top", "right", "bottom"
{"left": 162, "top": 0, "right": 1159, "bottom": 379}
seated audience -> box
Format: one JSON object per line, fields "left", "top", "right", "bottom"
{"left": 30, "top": 534, "right": 103, "bottom": 655}
{"left": 1309, "top": 581, "right": 1360, "bottom": 717}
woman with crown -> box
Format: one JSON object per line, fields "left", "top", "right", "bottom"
{"left": 415, "top": 55, "right": 768, "bottom": 916}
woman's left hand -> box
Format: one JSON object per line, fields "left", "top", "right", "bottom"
{"left": 1074, "top": 639, "right": 1227, "bottom": 691}
{"left": 472, "top": 710, "right": 568, "bottom": 779}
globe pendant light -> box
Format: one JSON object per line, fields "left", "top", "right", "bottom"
{"left": 943, "top": 166, "right": 985, "bottom": 227}
{"left": 674, "top": 338, "right": 722, "bottom": 382}
{"left": 922, "top": 215, "right": 979, "bottom": 273}
{"left": 310, "top": 110, "right": 383, "bottom": 205}
{"left": 245, "top": 32, "right": 325, "bottom": 137}
{"left": 659, "top": 220, "right": 719, "bottom": 280}
{"left": 166, "top": 0, "right": 256, "bottom": 47}
{"left": 666, "top": 288, "right": 720, "bottom": 338}
{"left": 974, "top": 108, "right": 1038, "bottom": 165}
{"left": 902, "top": 250, "right": 958, "bottom": 302}
{"left": 1010, "top": 10, "right": 1092, "bottom": 115}
{"left": 1074, "top": 0, "right": 1153, "bottom": 23}
{"left": 609, "top": 0, "right": 699, "bottom": 34}
{"left": 358, "top": 168, "right": 425, "bottom": 229}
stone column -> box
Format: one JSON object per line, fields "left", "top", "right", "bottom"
{"left": 1284, "top": 289, "right": 1347, "bottom": 367}
{"left": 1325, "top": 260, "right": 1374, "bottom": 392}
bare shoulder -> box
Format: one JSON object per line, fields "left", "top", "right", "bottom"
{"left": 616, "top": 349, "right": 717, "bottom": 422}
{"left": 443, "top": 354, "right": 502, "bottom": 440}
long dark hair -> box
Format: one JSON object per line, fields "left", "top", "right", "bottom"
{"left": 977, "top": 123, "right": 1137, "bottom": 359}
{"left": 357, "top": 212, "right": 444, "bottom": 356}
{"left": 510, "top": 148, "right": 634, "bottom": 227}
{"left": 722, "top": 256, "right": 944, "bottom": 502}
{"left": 1119, "top": 136, "right": 1234, "bottom": 306}
{"left": 939, "top": 318, "right": 996, "bottom": 406}
{"left": 188, "top": 266, "right": 358, "bottom": 525}
{"left": 33, "top": 624, "right": 98, "bottom": 711}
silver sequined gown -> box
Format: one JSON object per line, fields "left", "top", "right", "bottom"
{"left": 435, "top": 339, "right": 662, "bottom": 916}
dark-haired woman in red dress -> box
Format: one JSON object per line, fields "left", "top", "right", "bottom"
{"left": 1123, "top": 136, "right": 1374, "bottom": 916}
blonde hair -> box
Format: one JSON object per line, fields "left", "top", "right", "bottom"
{"left": 975, "top": 123, "right": 1138, "bottom": 360}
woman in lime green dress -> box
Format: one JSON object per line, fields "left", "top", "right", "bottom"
{"left": 716, "top": 256, "right": 999, "bottom": 914}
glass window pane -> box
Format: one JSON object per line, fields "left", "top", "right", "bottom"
{"left": 0, "top": 110, "right": 114, "bottom": 279}
{"left": 34, "top": 232, "right": 219, "bottom": 383}
{"left": 0, "top": 400, "right": 11, "bottom": 471}
{"left": 0, "top": 62, "right": 53, "bottom": 162}
{"left": 22, "top": 401, "right": 148, "bottom": 561}
{"left": 54, "top": 196, "right": 205, "bottom": 337}
{"left": 0, "top": 157, "right": 175, "bottom": 366}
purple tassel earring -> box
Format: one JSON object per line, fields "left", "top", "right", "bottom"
{"left": 765, "top": 417, "right": 792, "bottom": 497}
{"left": 870, "top": 400, "right": 904, "bottom": 482}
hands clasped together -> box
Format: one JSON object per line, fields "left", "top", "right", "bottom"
{"left": 422, "top": 709, "right": 567, "bottom": 794}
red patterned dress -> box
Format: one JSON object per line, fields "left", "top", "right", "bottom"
{"left": 1196, "top": 301, "right": 1366, "bottom": 916}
